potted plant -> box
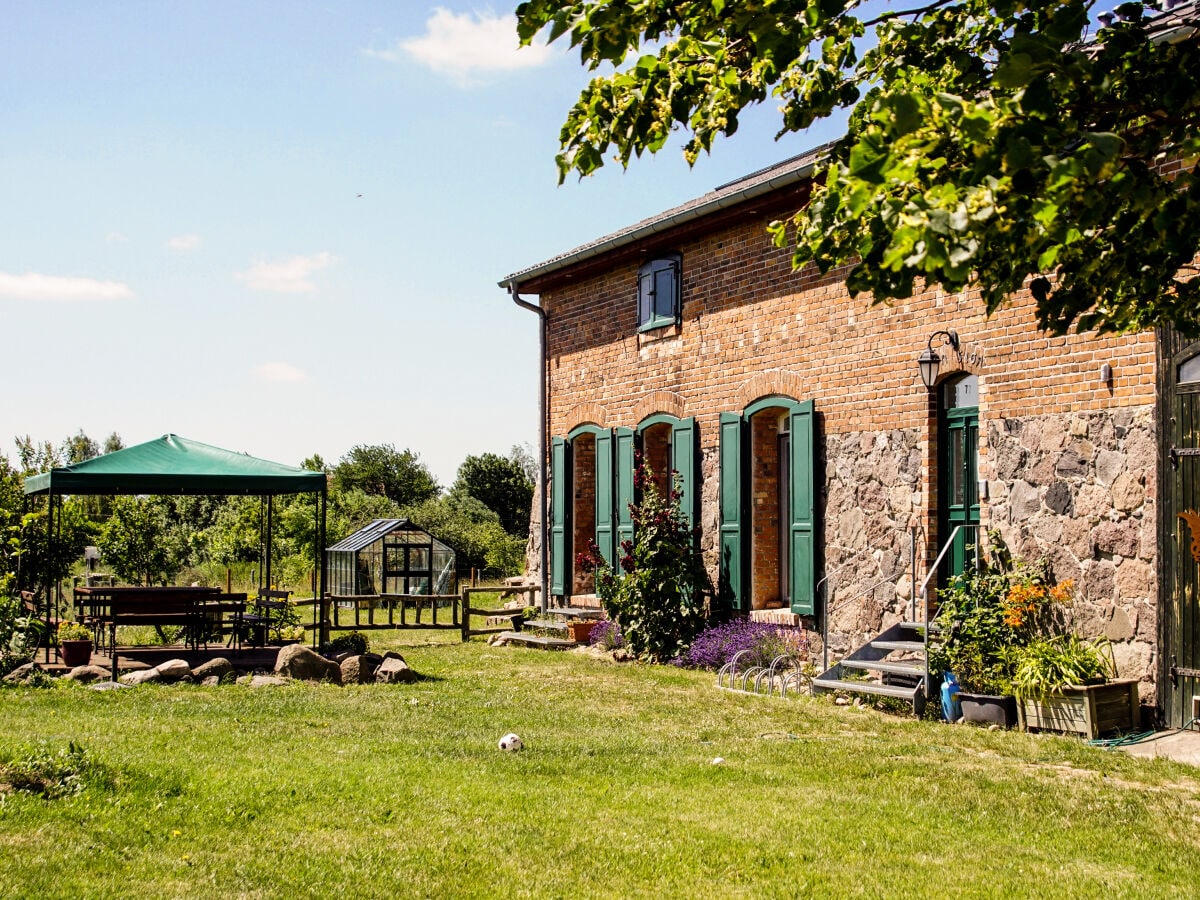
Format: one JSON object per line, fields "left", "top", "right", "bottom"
{"left": 278, "top": 624, "right": 306, "bottom": 645}
{"left": 1011, "top": 634, "right": 1138, "bottom": 737}
{"left": 929, "top": 534, "right": 1070, "bottom": 729}
{"left": 567, "top": 619, "right": 597, "bottom": 643}
{"left": 57, "top": 621, "right": 93, "bottom": 667}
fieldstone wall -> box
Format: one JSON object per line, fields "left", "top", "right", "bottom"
{"left": 985, "top": 406, "right": 1157, "bottom": 699}
{"left": 700, "top": 428, "right": 923, "bottom": 657}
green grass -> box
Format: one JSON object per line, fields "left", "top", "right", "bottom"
{"left": 1, "top": 641, "right": 1197, "bottom": 898}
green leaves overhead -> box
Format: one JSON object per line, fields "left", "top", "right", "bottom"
{"left": 518, "top": 0, "right": 1200, "bottom": 335}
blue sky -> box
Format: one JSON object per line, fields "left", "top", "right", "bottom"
{"left": 2, "top": 3, "right": 842, "bottom": 487}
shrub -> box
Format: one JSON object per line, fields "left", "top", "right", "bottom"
{"left": 676, "top": 619, "right": 807, "bottom": 671}
{"left": 0, "top": 742, "right": 96, "bottom": 798}
{"left": 322, "top": 631, "right": 369, "bottom": 656}
{"left": 579, "top": 462, "right": 710, "bottom": 663}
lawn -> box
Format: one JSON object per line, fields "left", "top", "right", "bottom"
{"left": 0, "top": 638, "right": 1196, "bottom": 898}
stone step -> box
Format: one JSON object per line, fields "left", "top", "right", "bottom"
{"left": 496, "top": 631, "right": 576, "bottom": 650}
{"left": 524, "top": 620, "right": 568, "bottom": 633}
{"left": 547, "top": 607, "right": 605, "bottom": 620}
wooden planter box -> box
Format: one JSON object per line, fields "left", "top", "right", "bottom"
{"left": 1017, "top": 678, "right": 1139, "bottom": 738}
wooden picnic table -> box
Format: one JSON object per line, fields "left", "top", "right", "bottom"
{"left": 74, "top": 586, "right": 226, "bottom": 651}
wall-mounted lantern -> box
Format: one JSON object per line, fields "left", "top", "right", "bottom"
{"left": 917, "top": 330, "right": 960, "bottom": 390}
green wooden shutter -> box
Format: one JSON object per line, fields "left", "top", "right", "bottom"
{"left": 595, "top": 430, "right": 615, "bottom": 567}
{"left": 614, "top": 427, "right": 635, "bottom": 553}
{"left": 671, "top": 417, "right": 697, "bottom": 528}
{"left": 788, "top": 401, "right": 816, "bottom": 615}
{"left": 549, "top": 437, "right": 567, "bottom": 597}
{"left": 718, "top": 412, "right": 745, "bottom": 610}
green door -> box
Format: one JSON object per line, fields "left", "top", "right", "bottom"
{"left": 1161, "top": 334, "right": 1200, "bottom": 727}
{"left": 939, "top": 376, "right": 980, "bottom": 580}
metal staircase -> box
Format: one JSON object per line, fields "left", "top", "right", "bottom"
{"left": 812, "top": 621, "right": 927, "bottom": 714}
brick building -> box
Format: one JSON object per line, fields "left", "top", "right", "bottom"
{"left": 501, "top": 146, "right": 1200, "bottom": 725}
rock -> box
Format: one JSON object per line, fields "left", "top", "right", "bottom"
{"left": 834, "top": 696, "right": 850, "bottom": 706}
{"left": 120, "top": 668, "right": 161, "bottom": 686}
{"left": 191, "top": 658, "right": 235, "bottom": 682}
{"left": 1105, "top": 607, "right": 1136, "bottom": 642}
{"left": 65, "top": 664, "right": 111, "bottom": 683}
{"left": 154, "top": 659, "right": 192, "bottom": 683}
{"left": 90, "top": 680, "right": 132, "bottom": 691}
{"left": 249, "top": 675, "right": 288, "bottom": 688}
{"left": 1056, "top": 449, "right": 1088, "bottom": 478}
{"left": 376, "top": 655, "right": 417, "bottom": 684}
{"left": 3, "top": 662, "right": 43, "bottom": 683}
{"left": 1111, "top": 471, "right": 1145, "bottom": 512}
{"left": 236, "top": 674, "right": 252, "bottom": 685}
{"left": 341, "top": 653, "right": 383, "bottom": 685}
{"left": 275, "top": 644, "right": 342, "bottom": 683}
{"left": 1091, "top": 520, "right": 1140, "bottom": 559}
{"left": 1008, "top": 480, "right": 1042, "bottom": 521}
{"left": 1095, "top": 449, "right": 1125, "bottom": 487}
{"left": 202, "top": 675, "right": 220, "bottom": 686}
{"left": 1044, "top": 481, "right": 1073, "bottom": 516}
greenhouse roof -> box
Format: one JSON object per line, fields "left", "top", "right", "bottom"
{"left": 23, "top": 433, "right": 326, "bottom": 496}
{"left": 327, "top": 518, "right": 451, "bottom": 553}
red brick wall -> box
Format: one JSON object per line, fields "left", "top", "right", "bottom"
{"left": 642, "top": 423, "right": 671, "bottom": 497}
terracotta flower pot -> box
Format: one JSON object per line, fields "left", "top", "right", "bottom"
{"left": 567, "top": 621, "right": 596, "bottom": 643}
{"left": 60, "top": 639, "right": 93, "bottom": 668}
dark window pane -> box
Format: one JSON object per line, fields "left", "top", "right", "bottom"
{"left": 949, "top": 429, "right": 964, "bottom": 506}
{"left": 654, "top": 265, "right": 675, "bottom": 320}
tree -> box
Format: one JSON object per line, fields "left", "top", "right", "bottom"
{"left": 452, "top": 451, "right": 535, "bottom": 537}
{"left": 62, "top": 429, "right": 99, "bottom": 464}
{"left": 402, "top": 494, "right": 526, "bottom": 580}
{"left": 516, "top": 1, "right": 1200, "bottom": 335}
{"left": 332, "top": 444, "right": 439, "bottom": 507}
{"left": 98, "top": 497, "right": 187, "bottom": 586}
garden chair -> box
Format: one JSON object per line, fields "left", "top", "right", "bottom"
{"left": 240, "top": 588, "right": 292, "bottom": 646}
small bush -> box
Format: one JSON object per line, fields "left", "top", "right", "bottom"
{"left": 676, "top": 619, "right": 807, "bottom": 671}
{"left": 322, "top": 631, "right": 369, "bottom": 656}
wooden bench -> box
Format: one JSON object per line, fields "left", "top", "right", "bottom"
{"left": 78, "top": 586, "right": 222, "bottom": 651}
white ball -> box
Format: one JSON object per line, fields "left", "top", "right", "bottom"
{"left": 498, "top": 732, "right": 523, "bottom": 752}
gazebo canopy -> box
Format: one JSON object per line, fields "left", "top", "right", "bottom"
{"left": 23, "top": 434, "right": 326, "bottom": 496}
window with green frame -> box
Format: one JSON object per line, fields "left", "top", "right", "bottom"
{"left": 637, "top": 253, "right": 681, "bottom": 332}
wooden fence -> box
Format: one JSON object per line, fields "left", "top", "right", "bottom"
{"left": 318, "top": 584, "right": 540, "bottom": 643}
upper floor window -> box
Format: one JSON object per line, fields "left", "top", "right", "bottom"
{"left": 638, "top": 253, "right": 681, "bottom": 332}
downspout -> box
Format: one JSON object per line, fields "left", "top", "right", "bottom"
{"left": 509, "top": 283, "right": 549, "bottom": 614}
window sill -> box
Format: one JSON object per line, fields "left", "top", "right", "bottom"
{"left": 637, "top": 321, "right": 680, "bottom": 347}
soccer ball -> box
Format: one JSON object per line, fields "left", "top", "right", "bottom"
{"left": 498, "top": 732, "right": 523, "bottom": 752}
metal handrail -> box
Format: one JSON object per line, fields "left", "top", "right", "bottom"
{"left": 918, "top": 524, "right": 983, "bottom": 692}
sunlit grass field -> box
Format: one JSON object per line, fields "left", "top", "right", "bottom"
{"left": 1, "top": 638, "right": 1197, "bottom": 898}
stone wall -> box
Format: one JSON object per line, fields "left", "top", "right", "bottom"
{"left": 985, "top": 407, "right": 1158, "bottom": 699}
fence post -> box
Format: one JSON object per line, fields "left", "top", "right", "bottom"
{"left": 460, "top": 588, "right": 470, "bottom": 642}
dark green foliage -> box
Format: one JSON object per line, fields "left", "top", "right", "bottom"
{"left": 322, "top": 631, "right": 369, "bottom": 656}
{"left": 581, "top": 467, "right": 710, "bottom": 662}
{"left": 0, "top": 741, "right": 101, "bottom": 798}
{"left": 332, "top": 444, "right": 439, "bottom": 507}
{"left": 97, "top": 497, "right": 185, "bottom": 586}
{"left": 517, "top": 0, "right": 1200, "bottom": 335}
{"left": 452, "top": 451, "right": 534, "bottom": 537}
{"left": 402, "top": 494, "right": 525, "bottom": 579}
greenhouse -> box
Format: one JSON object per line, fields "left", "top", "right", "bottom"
{"left": 325, "top": 519, "right": 456, "bottom": 597}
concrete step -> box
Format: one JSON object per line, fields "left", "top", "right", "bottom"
{"left": 812, "top": 677, "right": 919, "bottom": 700}
{"left": 524, "top": 620, "right": 568, "bottom": 633}
{"left": 496, "top": 631, "right": 576, "bottom": 650}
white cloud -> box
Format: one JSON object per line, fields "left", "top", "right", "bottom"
{"left": 167, "top": 233, "right": 201, "bottom": 251}
{"left": 106, "top": 231, "right": 128, "bottom": 243}
{"left": 235, "top": 252, "right": 336, "bottom": 294}
{"left": 254, "top": 362, "right": 307, "bottom": 383}
{"left": 0, "top": 271, "right": 133, "bottom": 301}
{"left": 367, "top": 8, "right": 554, "bottom": 86}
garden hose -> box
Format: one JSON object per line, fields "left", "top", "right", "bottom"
{"left": 1087, "top": 730, "right": 1158, "bottom": 749}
